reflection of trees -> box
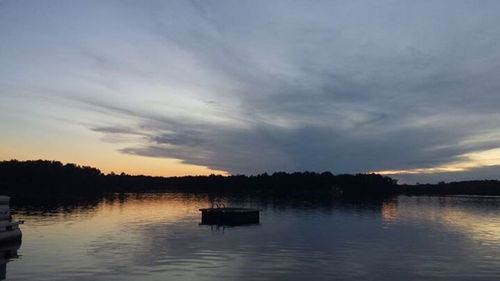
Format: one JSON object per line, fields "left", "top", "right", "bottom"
{"left": 11, "top": 191, "right": 395, "bottom": 218}
{"left": 12, "top": 193, "right": 112, "bottom": 215}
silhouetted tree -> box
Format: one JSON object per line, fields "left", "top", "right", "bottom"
{"left": 3, "top": 159, "right": 499, "bottom": 198}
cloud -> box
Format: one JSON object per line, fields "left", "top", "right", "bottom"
{"left": 2, "top": 0, "right": 500, "bottom": 180}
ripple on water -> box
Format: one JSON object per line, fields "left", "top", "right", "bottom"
{"left": 7, "top": 194, "right": 500, "bottom": 281}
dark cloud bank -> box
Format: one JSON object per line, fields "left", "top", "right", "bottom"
{"left": 93, "top": 1, "right": 500, "bottom": 182}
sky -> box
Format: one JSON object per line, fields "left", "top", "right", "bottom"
{"left": 1, "top": 0, "right": 500, "bottom": 183}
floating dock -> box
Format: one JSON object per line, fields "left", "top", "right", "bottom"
{"left": 199, "top": 208, "right": 260, "bottom": 226}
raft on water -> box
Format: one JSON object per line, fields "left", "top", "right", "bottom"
{"left": 199, "top": 208, "right": 260, "bottom": 226}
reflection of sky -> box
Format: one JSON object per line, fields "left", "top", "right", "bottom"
{"left": 3, "top": 1, "right": 500, "bottom": 181}
{"left": 9, "top": 194, "right": 500, "bottom": 280}
{"left": 386, "top": 196, "right": 500, "bottom": 247}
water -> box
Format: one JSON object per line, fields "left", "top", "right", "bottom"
{"left": 5, "top": 193, "right": 500, "bottom": 280}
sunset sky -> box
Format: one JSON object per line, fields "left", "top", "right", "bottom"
{"left": 2, "top": 1, "right": 500, "bottom": 182}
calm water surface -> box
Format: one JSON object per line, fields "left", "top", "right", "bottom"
{"left": 5, "top": 193, "right": 500, "bottom": 280}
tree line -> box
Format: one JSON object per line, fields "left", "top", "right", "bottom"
{"left": 0, "top": 160, "right": 396, "bottom": 197}
{"left": 2, "top": 159, "right": 500, "bottom": 197}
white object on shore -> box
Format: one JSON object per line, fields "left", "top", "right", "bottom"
{"left": 0, "top": 196, "right": 22, "bottom": 243}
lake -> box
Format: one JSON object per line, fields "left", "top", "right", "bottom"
{"left": 4, "top": 193, "right": 500, "bottom": 280}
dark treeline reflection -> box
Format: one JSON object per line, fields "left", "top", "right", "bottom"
{"left": 9, "top": 191, "right": 394, "bottom": 217}
{"left": 3, "top": 160, "right": 500, "bottom": 201}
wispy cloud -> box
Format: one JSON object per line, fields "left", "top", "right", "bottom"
{"left": 2, "top": 1, "right": 500, "bottom": 181}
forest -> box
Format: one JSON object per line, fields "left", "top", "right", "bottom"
{"left": 1, "top": 160, "right": 500, "bottom": 198}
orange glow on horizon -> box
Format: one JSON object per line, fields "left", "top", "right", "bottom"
{"left": 371, "top": 147, "right": 500, "bottom": 176}
{"left": 0, "top": 153, "right": 229, "bottom": 177}
{"left": 0, "top": 131, "right": 228, "bottom": 177}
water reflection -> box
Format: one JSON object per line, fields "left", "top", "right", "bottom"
{"left": 0, "top": 241, "right": 20, "bottom": 280}
{"left": 389, "top": 196, "right": 500, "bottom": 246}
{"left": 8, "top": 193, "right": 500, "bottom": 280}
